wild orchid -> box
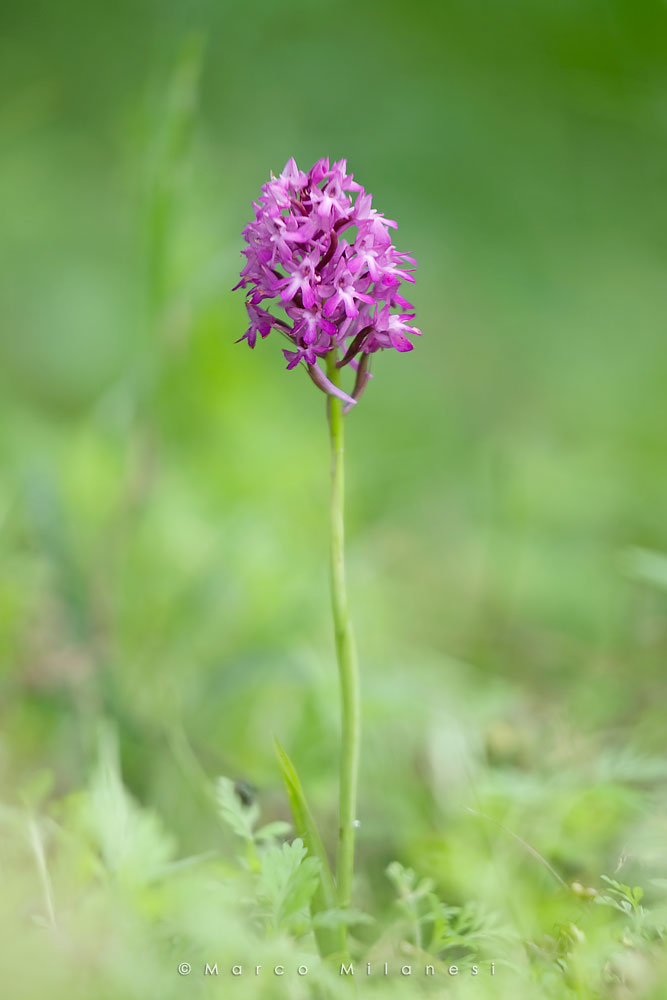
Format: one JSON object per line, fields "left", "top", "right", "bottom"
{"left": 235, "top": 157, "right": 420, "bottom": 956}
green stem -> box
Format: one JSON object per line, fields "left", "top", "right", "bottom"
{"left": 326, "top": 351, "right": 361, "bottom": 911}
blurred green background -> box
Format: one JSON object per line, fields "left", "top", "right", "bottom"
{"left": 1, "top": 0, "right": 667, "bottom": 996}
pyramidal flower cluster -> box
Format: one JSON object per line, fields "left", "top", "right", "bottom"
{"left": 234, "top": 157, "right": 421, "bottom": 408}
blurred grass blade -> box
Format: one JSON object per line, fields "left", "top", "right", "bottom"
{"left": 274, "top": 737, "right": 336, "bottom": 902}
{"left": 467, "top": 807, "right": 567, "bottom": 888}
{"left": 625, "top": 547, "right": 667, "bottom": 592}
{"left": 146, "top": 30, "right": 206, "bottom": 318}
{"left": 24, "top": 464, "right": 91, "bottom": 641}
{"left": 27, "top": 818, "right": 57, "bottom": 931}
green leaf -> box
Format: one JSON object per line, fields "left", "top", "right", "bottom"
{"left": 387, "top": 860, "right": 434, "bottom": 899}
{"left": 215, "top": 776, "right": 259, "bottom": 842}
{"left": 257, "top": 838, "right": 320, "bottom": 931}
{"left": 75, "top": 725, "right": 177, "bottom": 889}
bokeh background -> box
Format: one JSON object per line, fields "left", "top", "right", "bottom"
{"left": 1, "top": 1, "right": 667, "bottom": 996}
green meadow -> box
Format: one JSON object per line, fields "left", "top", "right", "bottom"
{"left": 1, "top": 2, "right": 667, "bottom": 996}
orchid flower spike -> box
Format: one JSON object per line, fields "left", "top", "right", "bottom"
{"left": 234, "top": 157, "right": 421, "bottom": 408}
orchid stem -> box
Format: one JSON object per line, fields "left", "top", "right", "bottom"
{"left": 326, "top": 350, "right": 361, "bottom": 915}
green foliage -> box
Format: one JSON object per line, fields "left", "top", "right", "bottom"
{"left": 216, "top": 775, "right": 260, "bottom": 840}
{"left": 256, "top": 838, "right": 321, "bottom": 933}
{"left": 597, "top": 876, "right": 645, "bottom": 919}
{"left": 273, "top": 739, "right": 337, "bottom": 903}
{"left": 1, "top": 733, "right": 667, "bottom": 998}
{"left": 274, "top": 739, "right": 345, "bottom": 957}
{"left": 69, "top": 726, "right": 178, "bottom": 889}
{"left": 387, "top": 861, "right": 511, "bottom": 961}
